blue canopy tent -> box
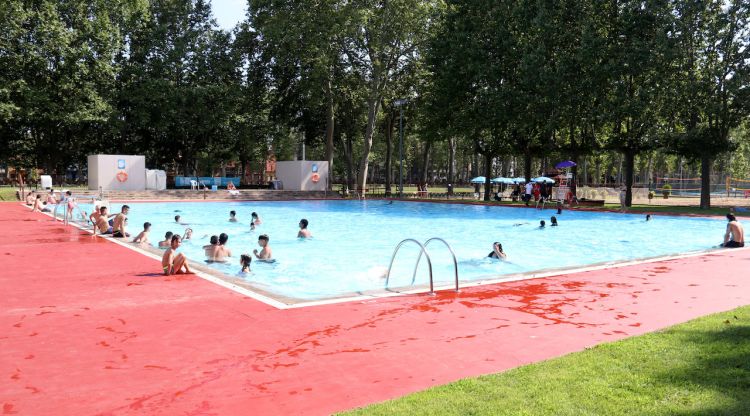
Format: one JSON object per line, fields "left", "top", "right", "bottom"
{"left": 531, "top": 176, "right": 556, "bottom": 184}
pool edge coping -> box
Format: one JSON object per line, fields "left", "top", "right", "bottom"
{"left": 25, "top": 200, "right": 749, "bottom": 310}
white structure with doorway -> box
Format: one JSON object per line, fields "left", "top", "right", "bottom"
{"left": 275, "top": 161, "right": 329, "bottom": 191}
{"left": 88, "top": 154, "right": 146, "bottom": 191}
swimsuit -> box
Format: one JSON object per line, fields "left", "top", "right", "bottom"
{"left": 724, "top": 240, "right": 745, "bottom": 248}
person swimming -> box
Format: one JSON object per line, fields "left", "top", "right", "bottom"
{"left": 488, "top": 242, "right": 507, "bottom": 260}
{"left": 253, "top": 234, "right": 272, "bottom": 261}
{"left": 132, "top": 222, "right": 151, "bottom": 244}
{"left": 646, "top": 214, "right": 651, "bottom": 221}
{"left": 250, "top": 212, "right": 261, "bottom": 230}
{"left": 229, "top": 210, "right": 237, "bottom": 222}
{"left": 240, "top": 254, "right": 251, "bottom": 273}
{"left": 550, "top": 216, "right": 558, "bottom": 226}
{"left": 539, "top": 220, "right": 546, "bottom": 228}
{"left": 298, "top": 219, "right": 312, "bottom": 238}
{"left": 158, "top": 231, "right": 174, "bottom": 248}
{"left": 203, "top": 235, "right": 220, "bottom": 261}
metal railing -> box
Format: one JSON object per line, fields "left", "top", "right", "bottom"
{"left": 385, "top": 237, "right": 460, "bottom": 295}
{"left": 411, "top": 237, "right": 459, "bottom": 293}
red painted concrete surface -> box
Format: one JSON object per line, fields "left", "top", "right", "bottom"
{"left": 1, "top": 203, "right": 749, "bottom": 415}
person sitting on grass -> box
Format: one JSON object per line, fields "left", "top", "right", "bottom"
{"left": 253, "top": 234, "right": 273, "bottom": 261}
{"left": 132, "top": 222, "right": 151, "bottom": 244}
{"left": 240, "top": 254, "right": 252, "bottom": 273}
{"left": 162, "top": 235, "right": 191, "bottom": 275}
{"left": 721, "top": 214, "right": 745, "bottom": 248}
{"left": 158, "top": 231, "right": 174, "bottom": 248}
{"left": 112, "top": 205, "right": 130, "bottom": 238}
{"left": 488, "top": 242, "right": 507, "bottom": 260}
{"left": 298, "top": 219, "right": 312, "bottom": 238}
{"left": 229, "top": 210, "right": 238, "bottom": 222}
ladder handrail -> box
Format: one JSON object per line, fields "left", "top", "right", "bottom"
{"left": 385, "top": 238, "right": 435, "bottom": 294}
{"left": 411, "top": 237, "right": 459, "bottom": 292}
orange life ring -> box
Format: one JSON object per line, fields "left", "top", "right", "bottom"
{"left": 311, "top": 173, "right": 320, "bottom": 183}
{"left": 116, "top": 171, "right": 128, "bottom": 182}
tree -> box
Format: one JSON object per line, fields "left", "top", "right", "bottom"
{"left": 669, "top": 0, "right": 750, "bottom": 209}
{"left": 606, "top": 0, "right": 674, "bottom": 206}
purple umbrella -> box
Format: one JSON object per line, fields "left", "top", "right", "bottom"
{"left": 555, "top": 160, "right": 577, "bottom": 169}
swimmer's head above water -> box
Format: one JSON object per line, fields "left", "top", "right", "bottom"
{"left": 539, "top": 220, "right": 546, "bottom": 228}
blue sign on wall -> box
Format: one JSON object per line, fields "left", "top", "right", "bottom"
{"left": 118, "top": 159, "right": 126, "bottom": 169}
{"left": 312, "top": 163, "right": 318, "bottom": 173}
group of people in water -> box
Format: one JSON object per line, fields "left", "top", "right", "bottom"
{"left": 24, "top": 189, "right": 746, "bottom": 276}
{"left": 126, "top": 209, "right": 313, "bottom": 275}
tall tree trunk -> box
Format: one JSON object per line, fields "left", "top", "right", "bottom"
{"left": 447, "top": 137, "right": 456, "bottom": 192}
{"left": 384, "top": 109, "right": 394, "bottom": 196}
{"left": 700, "top": 155, "right": 711, "bottom": 209}
{"left": 356, "top": 96, "right": 381, "bottom": 192}
{"left": 324, "top": 79, "right": 335, "bottom": 191}
{"left": 624, "top": 150, "right": 635, "bottom": 207}
{"left": 420, "top": 141, "right": 432, "bottom": 184}
{"left": 483, "top": 153, "right": 493, "bottom": 201}
{"left": 240, "top": 159, "right": 247, "bottom": 186}
{"left": 524, "top": 149, "right": 532, "bottom": 182}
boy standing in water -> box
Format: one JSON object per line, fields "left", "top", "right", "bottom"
{"left": 297, "top": 219, "right": 312, "bottom": 238}
{"left": 158, "top": 231, "right": 174, "bottom": 248}
{"left": 162, "top": 235, "right": 191, "bottom": 275}
{"left": 229, "top": 211, "right": 238, "bottom": 222}
{"left": 253, "top": 234, "right": 273, "bottom": 260}
{"left": 132, "top": 222, "right": 151, "bottom": 244}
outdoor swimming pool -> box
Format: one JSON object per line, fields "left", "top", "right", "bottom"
{"left": 73, "top": 200, "right": 726, "bottom": 301}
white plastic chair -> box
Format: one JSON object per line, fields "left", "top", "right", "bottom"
{"left": 190, "top": 180, "right": 198, "bottom": 190}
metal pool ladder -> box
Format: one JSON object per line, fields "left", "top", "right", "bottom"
{"left": 385, "top": 237, "right": 460, "bottom": 295}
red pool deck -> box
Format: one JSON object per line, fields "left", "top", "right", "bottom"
{"left": 2, "top": 203, "right": 749, "bottom": 415}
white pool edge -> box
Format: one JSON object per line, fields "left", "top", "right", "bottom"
{"left": 26, "top": 202, "right": 749, "bottom": 310}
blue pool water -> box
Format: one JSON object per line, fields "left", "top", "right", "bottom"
{"left": 74, "top": 200, "right": 725, "bottom": 300}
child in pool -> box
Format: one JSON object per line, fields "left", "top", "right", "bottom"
{"left": 240, "top": 254, "right": 251, "bottom": 273}
{"left": 253, "top": 234, "right": 273, "bottom": 261}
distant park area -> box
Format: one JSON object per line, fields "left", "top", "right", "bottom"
{"left": 1, "top": 1, "right": 749, "bottom": 415}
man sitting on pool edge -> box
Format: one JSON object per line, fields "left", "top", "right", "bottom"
{"left": 162, "top": 234, "right": 192, "bottom": 275}
{"left": 722, "top": 214, "right": 745, "bottom": 248}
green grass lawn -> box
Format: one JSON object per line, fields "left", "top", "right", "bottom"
{"left": 342, "top": 305, "right": 750, "bottom": 416}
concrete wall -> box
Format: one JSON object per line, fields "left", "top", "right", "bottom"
{"left": 88, "top": 155, "right": 146, "bottom": 191}
{"left": 275, "top": 161, "right": 329, "bottom": 191}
